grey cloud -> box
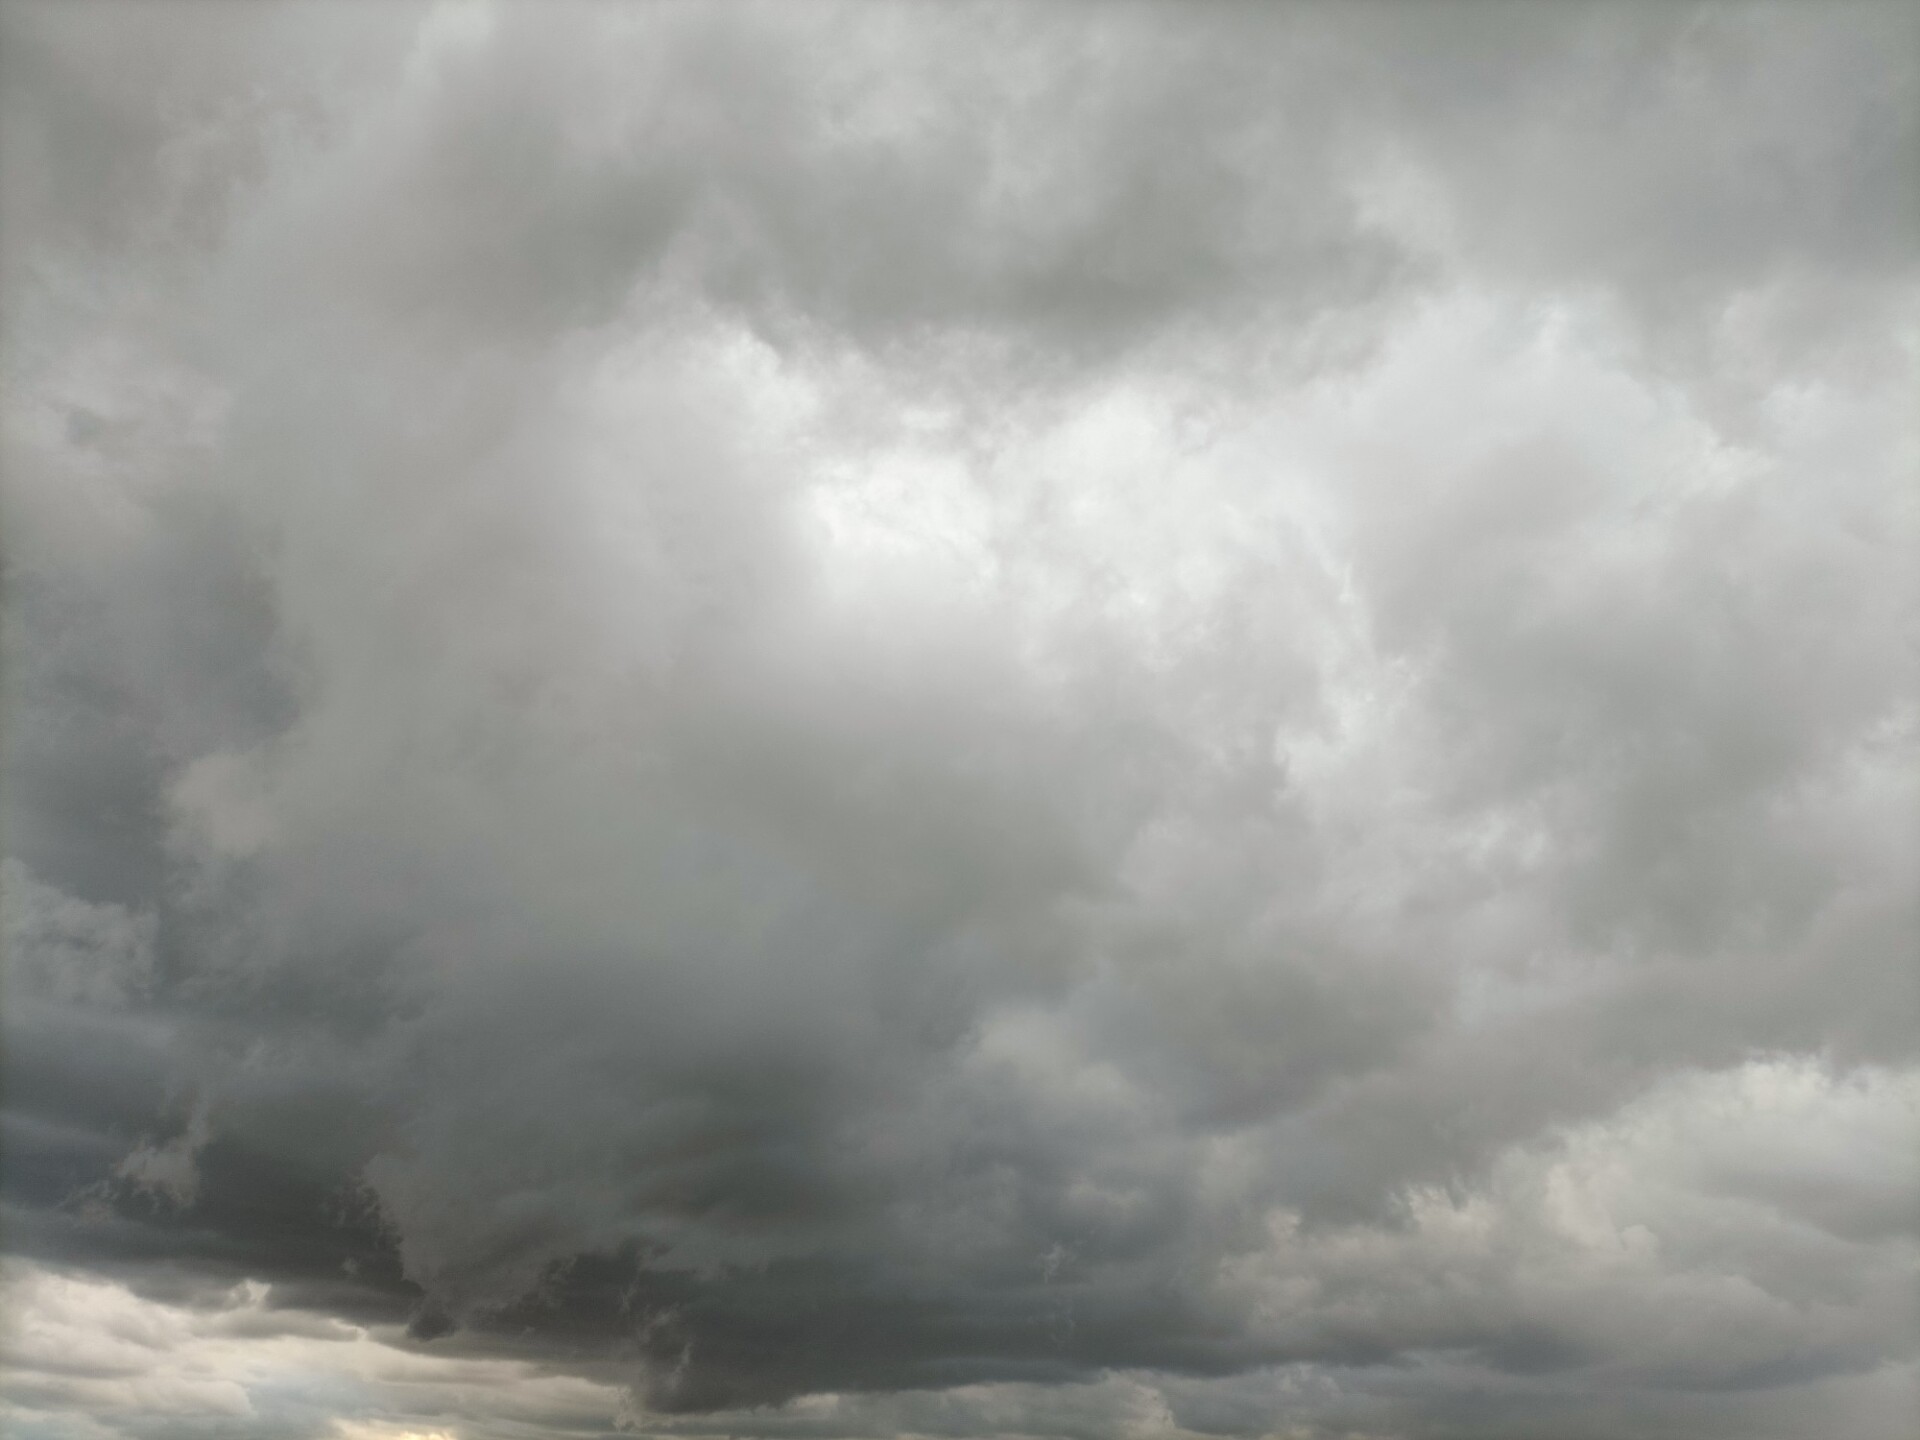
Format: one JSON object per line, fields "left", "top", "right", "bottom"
{"left": 228, "top": 3, "right": 1414, "bottom": 354}
{"left": 3, "top": 2, "right": 1916, "bottom": 1438}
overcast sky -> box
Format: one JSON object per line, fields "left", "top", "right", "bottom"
{"left": 2, "top": 3, "right": 1916, "bottom": 1438}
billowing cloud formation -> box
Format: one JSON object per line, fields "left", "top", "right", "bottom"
{"left": 3, "top": 3, "right": 1916, "bottom": 1438}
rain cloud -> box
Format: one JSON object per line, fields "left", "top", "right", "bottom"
{"left": 3, "top": 3, "right": 1916, "bottom": 1438}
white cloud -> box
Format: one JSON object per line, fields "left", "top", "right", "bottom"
{"left": 0, "top": 1261, "right": 626, "bottom": 1440}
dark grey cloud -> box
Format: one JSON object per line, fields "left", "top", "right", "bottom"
{"left": 3, "top": 3, "right": 1915, "bottom": 1439}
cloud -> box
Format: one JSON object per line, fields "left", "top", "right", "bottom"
{"left": 2, "top": 2, "right": 1915, "bottom": 1437}
{"left": 0, "top": 1259, "right": 628, "bottom": 1440}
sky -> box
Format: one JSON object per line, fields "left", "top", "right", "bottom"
{"left": 0, "top": 2, "right": 1915, "bottom": 1438}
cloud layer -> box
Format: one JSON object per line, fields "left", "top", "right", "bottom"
{"left": 3, "top": 3, "right": 1916, "bottom": 1438}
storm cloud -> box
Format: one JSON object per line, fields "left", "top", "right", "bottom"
{"left": 2, "top": 3, "right": 1916, "bottom": 1438}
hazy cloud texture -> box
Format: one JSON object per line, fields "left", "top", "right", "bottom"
{"left": 3, "top": 3, "right": 1916, "bottom": 1438}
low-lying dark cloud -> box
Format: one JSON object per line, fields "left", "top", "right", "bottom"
{"left": 3, "top": 4, "right": 1915, "bottom": 1439}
